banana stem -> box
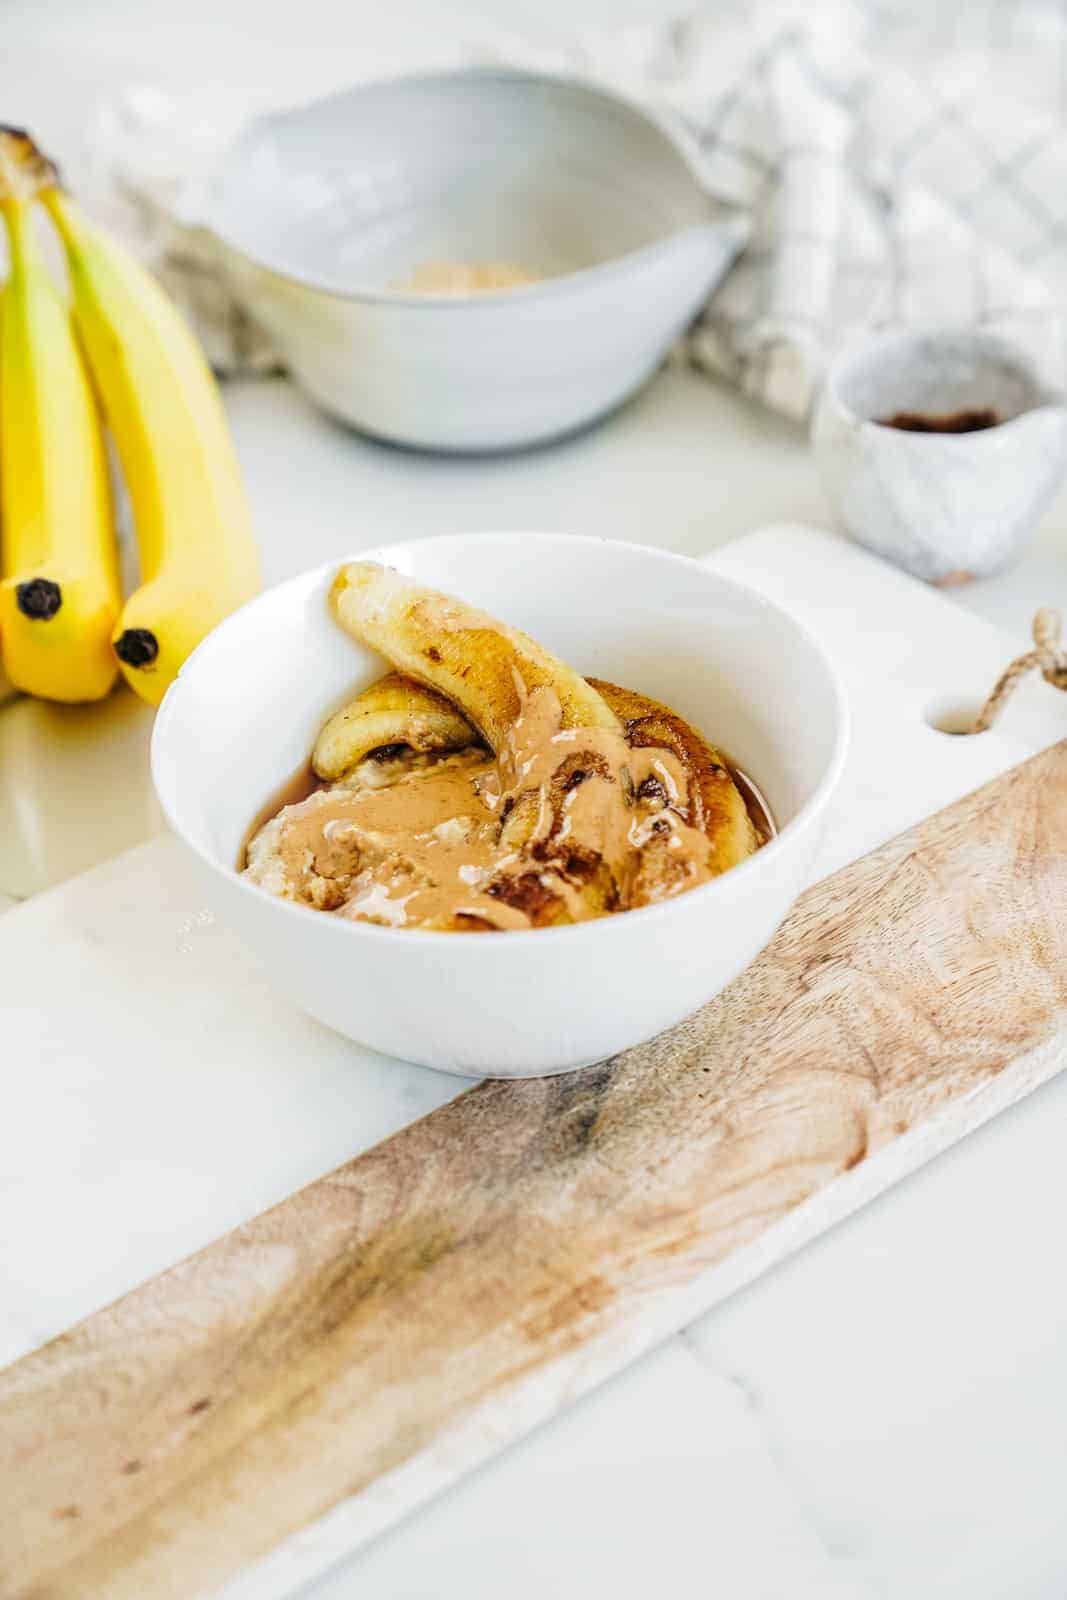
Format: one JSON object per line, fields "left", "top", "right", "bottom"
{"left": 0, "top": 128, "right": 59, "bottom": 204}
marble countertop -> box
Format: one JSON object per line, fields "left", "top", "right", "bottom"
{"left": 5, "top": 5, "right": 1067, "bottom": 1598}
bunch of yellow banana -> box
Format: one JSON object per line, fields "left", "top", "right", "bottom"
{"left": 0, "top": 128, "right": 260, "bottom": 706}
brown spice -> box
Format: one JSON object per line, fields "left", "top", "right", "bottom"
{"left": 878, "top": 407, "right": 999, "bottom": 434}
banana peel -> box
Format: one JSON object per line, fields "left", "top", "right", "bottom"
{"left": 0, "top": 132, "right": 120, "bottom": 703}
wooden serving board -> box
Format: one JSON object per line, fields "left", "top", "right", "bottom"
{"left": 4, "top": 739, "right": 1067, "bottom": 1600}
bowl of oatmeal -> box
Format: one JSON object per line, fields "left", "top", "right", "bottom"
{"left": 152, "top": 533, "right": 847, "bottom": 1076}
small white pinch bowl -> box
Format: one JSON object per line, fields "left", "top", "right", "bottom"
{"left": 197, "top": 69, "right": 745, "bottom": 453}
{"left": 812, "top": 327, "right": 1067, "bottom": 583}
{"left": 152, "top": 535, "right": 847, "bottom": 1078}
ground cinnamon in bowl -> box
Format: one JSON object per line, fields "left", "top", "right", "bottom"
{"left": 878, "top": 406, "right": 1000, "bottom": 433}
{"left": 395, "top": 261, "right": 541, "bottom": 294}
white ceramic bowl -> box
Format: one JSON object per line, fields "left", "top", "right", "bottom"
{"left": 152, "top": 535, "right": 847, "bottom": 1077}
{"left": 197, "top": 69, "right": 745, "bottom": 452}
{"left": 812, "top": 327, "right": 1067, "bottom": 582}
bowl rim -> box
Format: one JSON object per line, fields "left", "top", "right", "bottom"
{"left": 151, "top": 532, "right": 850, "bottom": 950}
{"left": 200, "top": 65, "right": 740, "bottom": 308}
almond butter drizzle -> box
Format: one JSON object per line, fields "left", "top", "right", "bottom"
{"left": 244, "top": 685, "right": 765, "bottom": 932}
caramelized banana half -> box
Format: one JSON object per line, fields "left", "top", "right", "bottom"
{"left": 495, "top": 679, "right": 755, "bottom": 877}
{"left": 591, "top": 680, "right": 757, "bottom": 876}
{"left": 330, "top": 562, "right": 620, "bottom": 751}
{"left": 313, "top": 670, "right": 479, "bottom": 781}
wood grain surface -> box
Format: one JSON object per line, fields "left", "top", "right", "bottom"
{"left": 5, "top": 742, "right": 1067, "bottom": 1600}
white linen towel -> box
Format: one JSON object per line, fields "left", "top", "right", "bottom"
{"left": 72, "top": 0, "right": 1067, "bottom": 419}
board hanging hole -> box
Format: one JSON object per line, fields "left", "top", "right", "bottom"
{"left": 924, "top": 694, "right": 986, "bottom": 736}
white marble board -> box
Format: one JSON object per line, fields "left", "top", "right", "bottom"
{"left": 3, "top": 523, "right": 1067, "bottom": 1600}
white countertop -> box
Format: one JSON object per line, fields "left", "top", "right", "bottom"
{"left": 5, "top": 6, "right": 1067, "bottom": 1599}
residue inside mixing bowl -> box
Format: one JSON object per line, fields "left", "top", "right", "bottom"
{"left": 394, "top": 260, "right": 541, "bottom": 294}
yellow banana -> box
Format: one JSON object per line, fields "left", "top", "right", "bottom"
{"left": 42, "top": 184, "right": 261, "bottom": 707}
{"left": 329, "top": 563, "right": 620, "bottom": 752}
{"left": 0, "top": 132, "right": 119, "bottom": 702}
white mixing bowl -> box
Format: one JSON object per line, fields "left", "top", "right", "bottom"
{"left": 197, "top": 69, "right": 745, "bottom": 452}
{"left": 152, "top": 535, "right": 847, "bottom": 1077}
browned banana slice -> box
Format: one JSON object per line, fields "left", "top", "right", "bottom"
{"left": 590, "top": 678, "right": 757, "bottom": 875}
{"left": 329, "top": 563, "right": 620, "bottom": 752}
{"left": 312, "top": 670, "right": 479, "bottom": 781}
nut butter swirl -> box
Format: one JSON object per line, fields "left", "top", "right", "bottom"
{"left": 243, "top": 564, "right": 760, "bottom": 932}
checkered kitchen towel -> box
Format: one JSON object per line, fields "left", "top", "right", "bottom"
{"left": 82, "top": 0, "right": 1067, "bottom": 419}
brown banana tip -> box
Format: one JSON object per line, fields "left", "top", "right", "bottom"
{"left": 114, "top": 628, "right": 159, "bottom": 668}
{"left": 0, "top": 128, "right": 61, "bottom": 202}
{"left": 15, "top": 577, "right": 62, "bottom": 620}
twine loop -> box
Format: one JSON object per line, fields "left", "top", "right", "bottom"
{"left": 975, "top": 608, "right": 1067, "bottom": 732}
